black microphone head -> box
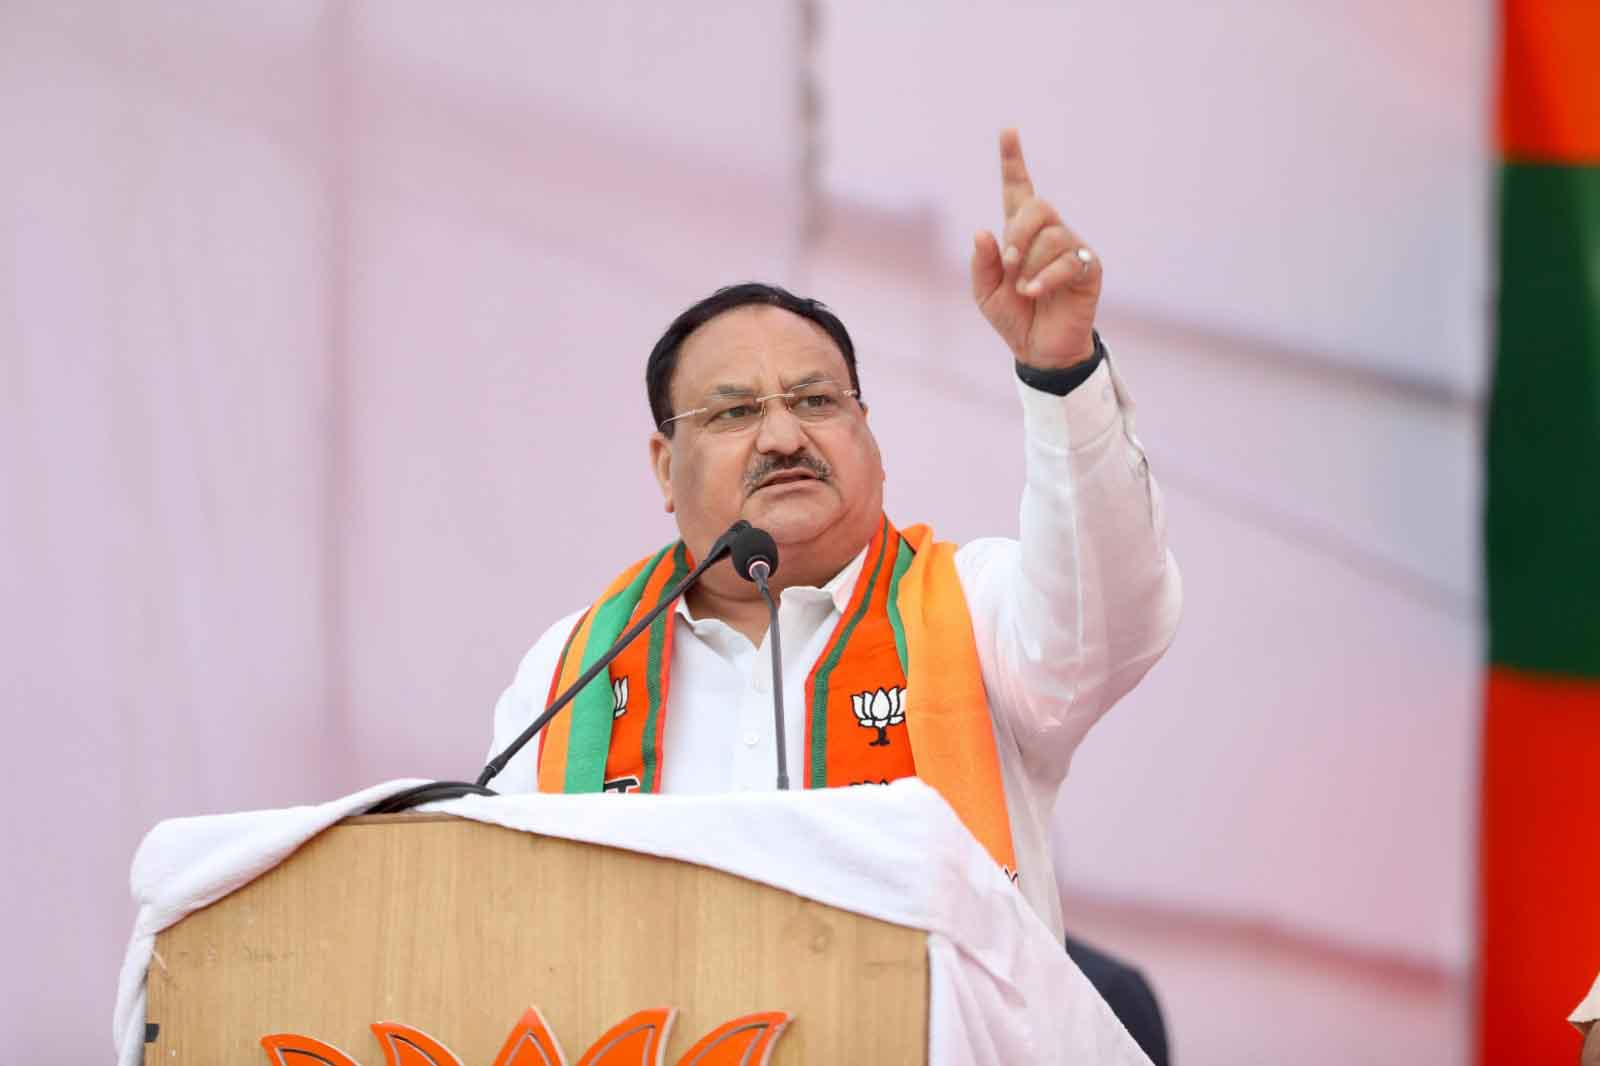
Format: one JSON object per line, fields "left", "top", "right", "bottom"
{"left": 730, "top": 525, "right": 779, "bottom": 582}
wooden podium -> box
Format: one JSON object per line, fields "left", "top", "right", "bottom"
{"left": 144, "top": 812, "right": 929, "bottom": 1065}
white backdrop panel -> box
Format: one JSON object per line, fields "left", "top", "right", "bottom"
{"left": 335, "top": 4, "right": 807, "bottom": 786}
{"left": 1054, "top": 475, "right": 1476, "bottom": 968}
{"left": 818, "top": 0, "right": 1494, "bottom": 396}
{"left": 1, "top": 3, "right": 345, "bottom": 1057}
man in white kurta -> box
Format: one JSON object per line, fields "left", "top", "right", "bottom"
{"left": 489, "top": 130, "right": 1182, "bottom": 940}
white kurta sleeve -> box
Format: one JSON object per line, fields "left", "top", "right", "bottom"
{"left": 955, "top": 353, "right": 1183, "bottom": 786}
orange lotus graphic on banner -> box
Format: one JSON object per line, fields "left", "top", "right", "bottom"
{"left": 261, "top": 1007, "right": 790, "bottom": 1066}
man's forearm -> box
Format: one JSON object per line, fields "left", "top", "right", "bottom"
{"left": 961, "top": 350, "right": 1181, "bottom": 775}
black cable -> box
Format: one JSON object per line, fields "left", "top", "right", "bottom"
{"left": 367, "top": 780, "right": 499, "bottom": 815}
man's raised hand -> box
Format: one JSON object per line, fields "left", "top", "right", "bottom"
{"left": 970, "top": 129, "right": 1102, "bottom": 369}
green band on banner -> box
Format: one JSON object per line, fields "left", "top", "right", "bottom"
{"left": 1486, "top": 162, "right": 1600, "bottom": 680}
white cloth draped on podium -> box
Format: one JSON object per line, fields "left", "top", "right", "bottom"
{"left": 114, "top": 778, "right": 1150, "bottom": 1065}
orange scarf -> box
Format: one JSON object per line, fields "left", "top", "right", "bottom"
{"left": 537, "top": 516, "right": 1018, "bottom": 875}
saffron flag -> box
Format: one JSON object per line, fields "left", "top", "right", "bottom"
{"left": 1478, "top": 2, "right": 1600, "bottom": 1062}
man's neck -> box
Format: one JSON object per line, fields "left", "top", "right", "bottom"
{"left": 683, "top": 580, "right": 772, "bottom": 645}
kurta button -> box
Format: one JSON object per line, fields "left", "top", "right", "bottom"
{"left": 743, "top": 731, "right": 759, "bottom": 747}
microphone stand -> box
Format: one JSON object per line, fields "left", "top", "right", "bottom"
{"left": 367, "top": 523, "right": 748, "bottom": 814}
{"left": 749, "top": 560, "right": 790, "bottom": 791}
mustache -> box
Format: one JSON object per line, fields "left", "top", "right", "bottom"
{"left": 744, "top": 453, "right": 832, "bottom": 494}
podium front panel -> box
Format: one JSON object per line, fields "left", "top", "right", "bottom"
{"left": 145, "top": 812, "right": 928, "bottom": 1064}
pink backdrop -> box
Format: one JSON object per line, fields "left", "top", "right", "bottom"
{"left": 1, "top": 3, "right": 1489, "bottom": 1061}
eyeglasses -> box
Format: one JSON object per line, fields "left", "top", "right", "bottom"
{"left": 659, "top": 379, "right": 860, "bottom": 434}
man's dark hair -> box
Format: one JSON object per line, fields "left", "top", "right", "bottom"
{"left": 646, "top": 282, "right": 860, "bottom": 436}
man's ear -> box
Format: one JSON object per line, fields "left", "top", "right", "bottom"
{"left": 648, "top": 432, "right": 675, "bottom": 514}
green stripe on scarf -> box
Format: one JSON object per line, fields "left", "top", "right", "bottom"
{"left": 563, "top": 544, "right": 672, "bottom": 791}
{"left": 885, "top": 535, "right": 915, "bottom": 674}
{"left": 640, "top": 542, "right": 689, "bottom": 792}
{"left": 809, "top": 517, "right": 892, "bottom": 788}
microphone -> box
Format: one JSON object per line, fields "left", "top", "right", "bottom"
{"left": 367, "top": 520, "right": 752, "bottom": 814}
{"left": 731, "top": 524, "right": 778, "bottom": 586}
{"left": 731, "top": 526, "right": 789, "bottom": 790}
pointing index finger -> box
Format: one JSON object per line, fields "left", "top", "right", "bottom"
{"left": 999, "top": 128, "right": 1034, "bottom": 220}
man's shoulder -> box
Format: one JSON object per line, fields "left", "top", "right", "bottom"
{"left": 950, "top": 535, "right": 1020, "bottom": 580}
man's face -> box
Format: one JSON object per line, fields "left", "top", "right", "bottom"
{"left": 649, "top": 305, "right": 884, "bottom": 577}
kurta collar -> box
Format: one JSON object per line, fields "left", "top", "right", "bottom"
{"left": 675, "top": 539, "right": 871, "bottom": 625}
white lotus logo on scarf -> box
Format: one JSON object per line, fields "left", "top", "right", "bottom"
{"left": 612, "top": 677, "right": 629, "bottom": 719}
{"left": 851, "top": 686, "right": 905, "bottom": 747}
